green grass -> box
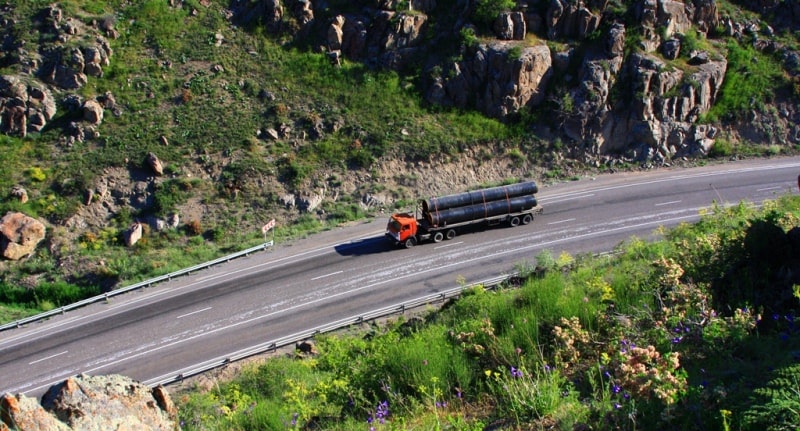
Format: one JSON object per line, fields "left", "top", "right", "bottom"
{"left": 704, "top": 39, "right": 788, "bottom": 123}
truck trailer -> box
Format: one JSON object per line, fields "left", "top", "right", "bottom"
{"left": 385, "top": 181, "right": 540, "bottom": 248}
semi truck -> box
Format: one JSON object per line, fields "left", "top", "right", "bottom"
{"left": 385, "top": 181, "right": 540, "bottom": 248}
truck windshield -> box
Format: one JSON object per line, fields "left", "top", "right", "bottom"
{"left": 389, "top": 219, "right": 403, "bottom": 231}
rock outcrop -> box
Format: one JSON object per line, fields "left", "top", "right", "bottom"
{"left": 226, "top": 0, "right": 748, "bottom": 159}
{"left": 36, "top": 4, "right": 113, "bottom": 90}
{"left": 428, "top": 42, "right": 552, "bottom": 118}
{"left": 0, "top": 75, "right": 57, "bottom": 137}
{"left": 0, "top": 212, "right": 46, "bottom": 260}
{"left": 1, "top": 374, "right": 178, "bottom": 431}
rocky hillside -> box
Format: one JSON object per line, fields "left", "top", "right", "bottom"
{"left": 0, "top": 0, "right": 798, "bottom": 290}
{"left": 235, "top": 0, "right": 799, "bottom": 163}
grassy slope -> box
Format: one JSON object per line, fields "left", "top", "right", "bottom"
{"left": 176, "top": 195, "right": 800, "bottom": 430}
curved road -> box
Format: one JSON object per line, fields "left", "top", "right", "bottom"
{"left": 2, "top": 156, "right": 800, "bottom": 397}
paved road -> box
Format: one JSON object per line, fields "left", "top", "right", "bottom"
{"left": 2, "top": 156, "right": 800, "bottom": 397}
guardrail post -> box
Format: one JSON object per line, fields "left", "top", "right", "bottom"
{"left": 61, "top": 307, "right": 66, "bottom": 315}
{"left": 105, "top": 293, "right": 109, "bottom": 303}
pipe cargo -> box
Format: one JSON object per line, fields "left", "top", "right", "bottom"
{"left": 423, "top": 181, "right": 538, "bottom": 214}
{"left": 425, "top": 195, "right": 538, "bottom": 226}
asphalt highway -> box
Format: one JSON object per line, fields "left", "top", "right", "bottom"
{"left": 2, "top": 156, "right": 800, "bottom": 398}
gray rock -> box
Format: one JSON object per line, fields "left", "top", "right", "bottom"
{"left": 662, "top": 38, "right": 681, "bottom": 60}
{"left": 123, "top": 221, "right": 143, "bottom": 246}
{"left": 82, "top": 99, "right": 104, "bottom": 124}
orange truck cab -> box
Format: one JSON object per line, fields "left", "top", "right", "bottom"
{"left": 385, "top": 213, "right": 418, "bottom": 246}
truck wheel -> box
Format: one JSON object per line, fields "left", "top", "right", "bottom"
{"left": 509, "top": 216, "right": 521, "bottom": 227}
{"left": 433, "top": 232, "right": 444, "bottom": 243}
{"left": 404, "top": 237, "right": 417, "bottom": 248}
{"left": 445, "top": 229, "right": 457, "bottom": 240}
{"left": 522, "top": 214, "right": 533, "bottom": 225}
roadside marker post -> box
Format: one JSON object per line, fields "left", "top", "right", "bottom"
{"left": 262, "top": 218, "right": 276, "bottom": 248}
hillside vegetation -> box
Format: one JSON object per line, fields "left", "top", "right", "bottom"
{"left": 175, "top": 195, "right": 800, "bottom": 430}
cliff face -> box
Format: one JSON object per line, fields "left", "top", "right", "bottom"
{"left": 227, "top": 0, "right": 798, "bottom": 161}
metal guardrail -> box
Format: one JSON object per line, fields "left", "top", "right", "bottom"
{"left": 0, "top": 241, "right": 274, "bottom": 332}
{"left": 144, "top": 273, "right": 517, "bottom": 388}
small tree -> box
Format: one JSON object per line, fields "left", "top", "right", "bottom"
{"left": 473, "top": 0, "right": 516, "bottom": 28}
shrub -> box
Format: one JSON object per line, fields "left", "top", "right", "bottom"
{"left": 153, "top": 179, "right": 193, "bottom": 216}
{"left": 25, "top": 167, "right": 46, "bottom": 182}
{"left": 460, "top": 27, "right": 478, "bottom": 48}
{"left": 186, "top": 219, "right": 202, "bottom": 236}
{"left": 708, "top": 138, "right": 734, "bottom": 157}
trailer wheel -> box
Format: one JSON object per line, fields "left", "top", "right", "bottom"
{"left": 445, "top": 229, "right": 457, "bottom": 240}
{"left": 433, "top": 232, "right": 444, "bottom": 243}
{"left": 404, "top": 237, "right": 417, "bottom": 248}
{"left": 522, "top": 214, "right": 533, "bottom": 225}
{"left": 509, "top": 216, "right": 521, "bottom": 227}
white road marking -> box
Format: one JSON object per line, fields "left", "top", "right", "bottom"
{"left": 434, "top": 241, "right": 464, "bottom": 250}
{"left": 541, "top": 193, "right": 594, "bottom": 203}
{"left": 176, "top": 307, "right": 212, "bottom": 319}
{"left": 548, "top": 218, "right": 576, "bottom": 225}
{"left": 655, "top": 200, "right": 681, "bottom": 206}
{"left": 29, "top": 351, "right": 68, "bottom": 365}
{"left": 756, "top": 186, "right": 782, "bottom": 192}
{"left": 539, "top": 162, "right": 800, "bottom": 202}
{"left": 311, "top": 271, "right": 343, "bottom": 281}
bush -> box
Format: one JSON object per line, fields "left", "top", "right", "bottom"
{"left": 708, "top": 138, "right": 733, "bottom": 157}
{"left": 25, "top": 167, "right": 47, "bottom": 182}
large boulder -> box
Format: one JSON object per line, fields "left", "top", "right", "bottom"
{"left": 0, "top": 393, "right": 70, "bottom": 431}
{"left": 1, "top": 374, "right": 178, "bottom": 431}
{"left": 124, "top": 221, "right": 143, "bottom": 246}
{"left": 82, "top": 99, "right": 104, "bottom": 125}
{"left": 0, "top": 212, "right": 46, "bottom": 260}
